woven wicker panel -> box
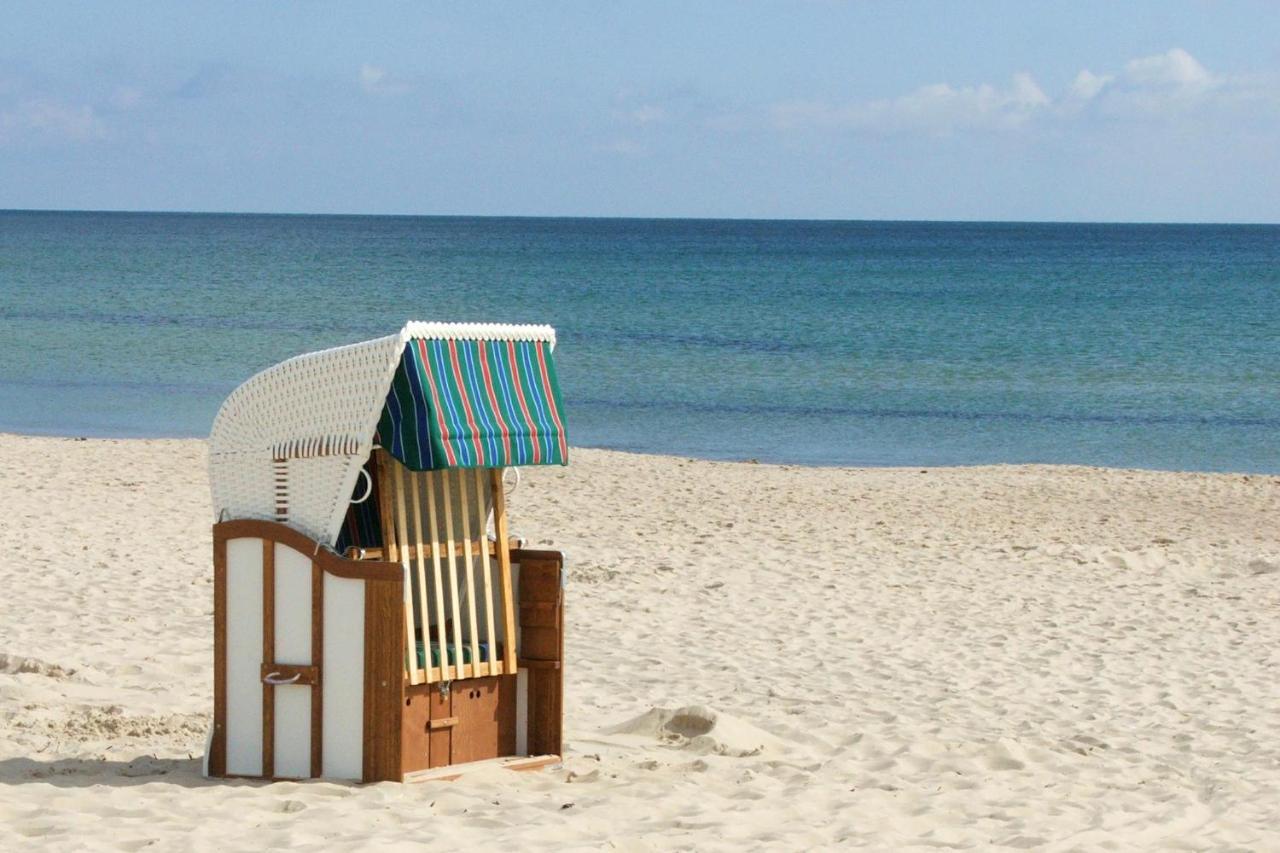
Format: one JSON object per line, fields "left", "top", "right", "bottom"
{"left": 209, "top": 333, "right": 403, "bottom": 544}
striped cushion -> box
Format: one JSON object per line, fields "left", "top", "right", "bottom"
{"left": 415, "top": 639, "right": 500, "bottom": 668}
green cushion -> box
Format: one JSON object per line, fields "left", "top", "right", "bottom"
{"left": 414, "top": 639, "right": 498, "bottom": 670}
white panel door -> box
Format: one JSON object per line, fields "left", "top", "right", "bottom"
{"left": 273, "top": 544, "right": 313, "bottom": 778}
{"left": 322, "top": 573, "right": 365, "bottom": 780}
{"left": 225, "top": 537, "right": 264, "bottom": 776}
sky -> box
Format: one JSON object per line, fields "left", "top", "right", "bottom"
{"left": 2, "top": 1, "right": 1279, "bottom": 222}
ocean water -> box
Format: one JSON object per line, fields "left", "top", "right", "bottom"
{"left": 1, "top": 211, "right": 1277, "bottom": 472}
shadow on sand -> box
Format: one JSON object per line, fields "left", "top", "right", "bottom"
{"left": 0, "top": 755, "right": 233, "bottom": 788}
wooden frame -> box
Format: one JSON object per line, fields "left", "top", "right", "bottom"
{"left": 516, "top": 549, "right": 565, "bottom": 757}
{"left": 368, "top": 452, "right": 522, "bottom": 687}
{"left": 261, "top": 538, "right": 275, "bottom": 778}
{"left": 211, "top": 519, "right": 402, "bottom": 782}
{"left": 344, "top": 541, "right": 511, "bottom": 561}
{"left": 211, "top": 517, "right": 564, "bottom": 783}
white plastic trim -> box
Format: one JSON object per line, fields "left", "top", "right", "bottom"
{"left": 401, "top": 321, "right": 556, "bottom": 349}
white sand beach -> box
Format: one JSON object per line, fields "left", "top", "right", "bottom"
{"left": 1, "top": 432, "right": 1278, "bottom": 850}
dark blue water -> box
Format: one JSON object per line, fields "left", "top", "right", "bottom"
{"left": 1, "top": 211, "right": 1277, "bottom": 471}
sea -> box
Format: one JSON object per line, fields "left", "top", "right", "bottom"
{"left": 1, "top": 211, "right": 1277, "bottom": 472}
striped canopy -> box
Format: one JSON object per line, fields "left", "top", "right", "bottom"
{"left": 376, "top": 335, "right": 568, "bottom": 471}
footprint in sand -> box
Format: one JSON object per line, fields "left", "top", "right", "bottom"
{"left": 0, "top": 654, "right": 76, "bottom": 679}
{"left": 602, "top": 705, "right": 791, "bottom": 758}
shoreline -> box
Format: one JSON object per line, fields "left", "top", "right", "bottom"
{"left": 7, "top": 208, "right": 1280, "bottom": 226}
{"left": 3, "top": 431, "right": 1276, "bottom": 478}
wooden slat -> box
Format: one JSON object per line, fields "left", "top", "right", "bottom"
{"left": 416, "top": 661, "right": 504, "bottom": 683}
{"left": 472, "top": 469, "right": 497, "bottom": 676}
{"left": 440, "top": 470, "right": 466, "bottom": 680}
{"left": 401, "top": 754, "right": 561, "bottom": 783}
{"left": 363, "top": 577, "right": 405, "bottom": 783}
{"left": 216, "top": 520, "right": 402, "bottom": 582}
{"left": 211, "top": 536, "right": 228, "bottom": 777}
{"left": 310, "top": 561, "right": 323, "bottom": 778}
{"left": 424, "top": 471, "right": 453, "bottom": 680}
{"left": 457, "top": 469, "right": 483, "bottom": 675}
{"left": 345, "top": 541, "right": 507, "bottom": 562}
{"left": 409, "top": 470, "right": 433, "bottom": 684}
{"left": 374, "top": 451, "right": 398, "bottom": 563}
{"left": 261, "top": 538, "right": 275, "bottom": 779}
{"left": 392, "top": 462, "right": 422, "bottom": 686}
{"left": 489, "top": 468, "right": 518, "bottom": 674}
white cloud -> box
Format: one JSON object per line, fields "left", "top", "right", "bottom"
{"left": 0, "top": 99, "right": 106, "bottom": 142}
{"left": 359, "top": 64, "right": 385, "bottom": 90}
{"left": 606, "top": 137, "right": 647, "bottom": 156}
{"left": 1076, "top": 48, "right": 1231, "bottom": 118}
{"left": 1123, "top": 48, "right": 1214, "bottom": 90}
{"left": 769, "top": 72, "right": 1049, "bottom": 134}
{"left": 1068, "top": 69, "right": 1112, "bottom": 101}
{"left": 750, "top": 48, "right": 1277, "bottom": 136}
{"left": 614, "top": 104, "right": 667, "bottom": 126}
{"left": 359, "top": 64, "right": 409, "bottom": 96}
{"left": 610, "top": 86, "right": 712, "bottom": 131}
{"left": 110, "top": 86, "right": 143, "bottom": 110}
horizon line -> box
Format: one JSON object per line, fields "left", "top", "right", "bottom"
{"left": 2, "top": 207, "right": 1277, "bottom": 228}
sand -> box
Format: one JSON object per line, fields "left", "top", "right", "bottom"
{"left": 1, "top": 433, "right": 1278, "bottom": 851}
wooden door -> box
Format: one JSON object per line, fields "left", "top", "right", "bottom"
{"left": 401, "top": 688, "right": 432, "bottom": 774}
{"left": 420, "top": 675, "right": 515, "bottom": 767}
{"left": 216, "top": 533, "right": 323, "bottom": 780}
{"left": 517, "top": 552, "right": 564, "bottom": 757}
{"left": 428, "top": 684, "right": 453, "bottom": 768}
{"left": 450, "top": 676, "right": 516, "bottom": 765}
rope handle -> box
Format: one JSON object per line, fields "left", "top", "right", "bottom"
{"left": 350, "top": 467, "right": 373, "bottom": 504}
{"left": 262, "top": 671, "right": 301, "bottom": 685}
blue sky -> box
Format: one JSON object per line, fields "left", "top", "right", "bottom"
{"left": 2, "top": 1, "right": 1278, "bottom": 221}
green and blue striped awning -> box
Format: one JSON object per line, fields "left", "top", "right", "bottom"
{"left": 376, "top": 336, "right": 568, "bottom": 471}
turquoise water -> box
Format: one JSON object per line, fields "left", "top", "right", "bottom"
{"left": 1, "top": 211, "right": 1277, "bottom": 472}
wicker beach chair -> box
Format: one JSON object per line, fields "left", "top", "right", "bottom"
{"left": 206, "top": 322, "right": 568, "bottom": 782}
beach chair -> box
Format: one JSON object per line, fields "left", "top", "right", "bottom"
{"left": 205, "top": 322, "right": 568, "bottom": 782}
